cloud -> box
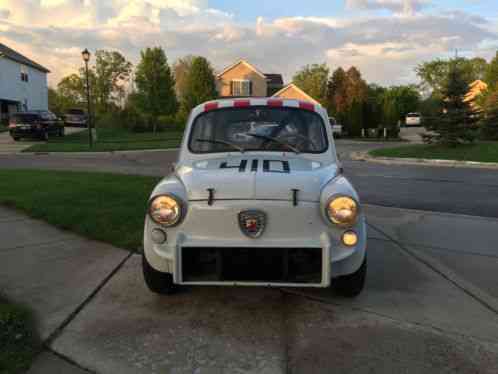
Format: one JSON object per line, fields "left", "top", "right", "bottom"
{"left": 345, "top": 0, "right": 430, "bottom": 15}
{"left": 0, "top": 0, "right": 495, "bottom": 87}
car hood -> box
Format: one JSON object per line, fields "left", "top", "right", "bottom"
{"left": 176, "top": 155, "right": 338, "bottom": 203}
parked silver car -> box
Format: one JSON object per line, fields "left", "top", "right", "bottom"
{"left": 143, "top": 98, "right": 367, "bottom": 297}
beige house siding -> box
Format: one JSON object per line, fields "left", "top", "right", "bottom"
{"left": 217, "top": 62, "right": 267, "bottom": 97}
{"left": 273, "top": 84, "right": 320, "bottom": 105}
{"left": 464, "top": 80, "right": 488, "bottom": 107}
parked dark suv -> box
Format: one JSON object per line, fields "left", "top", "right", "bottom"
{"left": 64, "top": 108, "right": 88, "bottom": 127}
{"left": 9, "top": 111, "right": 64, "bottom": 141}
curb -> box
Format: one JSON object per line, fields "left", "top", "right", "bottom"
{"left": 351, "top": 151, "right": 498, "bottom": 170}
{"left": 19, "top": 148, "right": 180, "bottom": 157}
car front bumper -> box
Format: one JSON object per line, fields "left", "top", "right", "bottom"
{"left": 10, "top": 127, "right": 45, "bottom": 138}
{"left": 144, "top": 200, "right": 367, "bottom": 288}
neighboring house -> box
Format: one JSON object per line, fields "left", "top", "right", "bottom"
{"left": 216, "top": 60, "right": 283, "bottom": 98}
{"left": 272, "top": 83, "right": 320, "bottom": 105}
{"left": 0, "top": 42, "right": 50, "bottom": 122}
{"left": 464, "top": 80, "right": 488, "bottom": 108}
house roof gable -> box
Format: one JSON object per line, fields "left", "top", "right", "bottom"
{"left": 272, "top": 83, "right": 319, "bottom": 104}
{"left": 0, "top": 43, "right": 50, "bottom": 73}
{"left": 217, "top": 59, "right": 267, "bottom": 79}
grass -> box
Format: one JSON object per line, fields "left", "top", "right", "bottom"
{"left": 24, "top": 127, "right": 184, "bottom": 153}
{"left": 0, "top": 124, "right": 8, "bottom": 133}
{"left": 370, "top": 142, "right": 498, "bottom": 163}
{"left": 0, "top": 170, "right": 160, "bottom": 251}
{"left": 0, "top": 295, "right": 40, "bottom": 374}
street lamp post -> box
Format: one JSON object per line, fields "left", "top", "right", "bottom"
{"left": 82, "top": 49, "right": 93, "bottom": 148}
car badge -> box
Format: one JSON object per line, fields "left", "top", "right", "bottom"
{"left": 238, "top": 210, "right": 266, "bottom": 238}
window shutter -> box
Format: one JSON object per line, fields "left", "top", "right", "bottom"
{"left": 249, "top": 81, "right": 253, "bottom": 96}
{"left": 230, "top": 81, "right": 234, "bottom": 96}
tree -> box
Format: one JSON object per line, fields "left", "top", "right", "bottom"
{"left": 422, "top": 61, "right": 479, "bottom": 146}
{"left": 293, "top": 63, "right": 329, "bottom": 106}
{"left": 57, "top": 73, "right": 85, "bottom": 105}
{"left": 485, "top": 51, "right": 498, "bottom": 88}
{"left": 135, "top": 47, "right": 178, "bottom": 132}
{"left": 181, "top": 56, "right": 217, "bottom": 116}
{"left": 173, "top": 55, "right": 195, "bottom": 101}
{"left": 416, "top": 57, "right": 488, "bottom": 97}
{"left": 93, "top": 50, "right": 133, "bottom": 113}
{"left": 327, "top": 68, "right": 347, "bottom": 113}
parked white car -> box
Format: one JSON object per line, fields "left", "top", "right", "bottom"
{"left": 143, "top": 98, "right": 367, "bottom": 297}
{"left": 329, "top": 117, "right": 343, "bottom": 138}
{"left": 405, "top": 112, "right": 422, "bottom": 126}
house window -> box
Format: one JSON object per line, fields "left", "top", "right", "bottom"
{"left": 231, "top": 80, "right": 252, "bottom": 96}
{"left": 20, "top": 66, "right": 29, "bottom": 82}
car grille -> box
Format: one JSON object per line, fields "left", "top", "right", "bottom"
{"left": 181, "top": 247, "right": 323, "bottom": 284}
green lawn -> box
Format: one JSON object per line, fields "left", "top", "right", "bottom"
{"left": 0, "top": 296, "right": 40, "bottom": 374}
{"left": 0, "top": 125, "right": 8, "bottom": 133}
{"left": 0, "top": 170, "right": 160, "bottom": 251}
{"left": 24, "top": 128, "right": 184, "bottom": 153}
{"left": 370, "top": 142, "right": 498, "bottom": 163}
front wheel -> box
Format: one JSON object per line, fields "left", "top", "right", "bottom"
{"left": 142, "top": 254, "right": 175, "bottom": 295}
{"left": 333, "top": 257, "right": 367, "bottom": 297}
{"left": 59, "top": 127, "right": 65, "bottom": 137}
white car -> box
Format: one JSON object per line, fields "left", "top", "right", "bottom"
{"left": 405, "top": 112, "right": 422, "bottom": 126}
{"left": 143, "top": 98, "right": 367, "bottom": 297}
{"left": 329, "top": 117, "right": 343, "bottom": 138}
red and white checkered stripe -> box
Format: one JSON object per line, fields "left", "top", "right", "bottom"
{"left": 203, "top": 98, "right": 317, "bottom": 113}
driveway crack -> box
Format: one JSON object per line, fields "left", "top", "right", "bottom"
{"left": 44, "top": 251, "right": 134, "bottom": 347}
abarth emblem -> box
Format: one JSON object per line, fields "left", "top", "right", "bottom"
{"left": 239, "top": 210, "right": 266, "bottom": 238}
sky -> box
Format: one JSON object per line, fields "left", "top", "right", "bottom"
{"left": 0, "top": 0, "right": 497, "bottom": 87}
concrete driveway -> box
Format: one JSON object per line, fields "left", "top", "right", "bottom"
{"left": 0, "top": 126, "right": 85, "bottom": 154}
{"left": 1, "top": 205, "right": 497, "bottom": 374}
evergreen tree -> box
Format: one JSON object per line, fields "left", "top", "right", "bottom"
{"left": 181, "top": 56, "right": 217, "bottom": 116}
{"left": 135, "top": 47, "right": 178, "bottom": 132}
{"left": 422, "top": 61, "right": 479, "bottom": 146}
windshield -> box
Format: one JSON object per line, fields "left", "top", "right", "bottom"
{"left": 189, "top": 107, "right": 328, "bottom": 154}
{"left": 11, "top": 114, "right": 39, "bottom": 123}
{"left": 67, "top": 109, "right": 85, "bottom": 115}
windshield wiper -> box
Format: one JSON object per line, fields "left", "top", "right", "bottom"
{"left": 195, "top": 138, "right": 245, "bottom": 153}
{"left": 246, "top": 133, "right": 300, "bottom": 154}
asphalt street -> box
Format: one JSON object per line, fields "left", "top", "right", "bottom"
{"left": 1, "top": 140, "right": 498, "bottom": 218}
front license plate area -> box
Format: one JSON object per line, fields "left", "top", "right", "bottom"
{"left": 181, "top": 247, "right": 323, "bottom": 284}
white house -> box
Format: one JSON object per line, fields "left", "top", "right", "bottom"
{"left": 0, "top": 42, "right": 49, "bottom": 121}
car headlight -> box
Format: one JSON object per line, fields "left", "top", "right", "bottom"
{"left": 148, "top": 195, "right": 183, "bottom": 227}
{"left": 326, "top": 196, "right": 358, "bottom": 227}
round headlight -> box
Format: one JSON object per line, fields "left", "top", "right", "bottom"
{"left": 326, "top": 196, "right": 358, "bottom": 227}
{"left": 149, "top": 195, "right": 183, "bottom": 227}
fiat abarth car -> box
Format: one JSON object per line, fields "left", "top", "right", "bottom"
{"left": 143, "top": 98, "right": 367, "bottom": 297}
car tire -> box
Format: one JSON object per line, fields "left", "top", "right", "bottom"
{"left": 333, "top": 257, "right": 367, "bottom": 298}
{"left": 59, "top": 128, "right": 65, "bottom": 137}
{"left": 42, "top": 131, "right": 49, "bottom": 141}
{"left": 142, "top": 254, "right": 175, "bottom": 295}
{"left": 12, "top": 137, "right": 21, "bottom": 141}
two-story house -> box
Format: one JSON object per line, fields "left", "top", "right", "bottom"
{"left": 216, "top": 59, "right": 320, "bottom": 105}
{"left": 0, "top": 43, "right": 50, "bottom": 122}
{"left": 216, "top": 60, "right": 284, "bottom": 98}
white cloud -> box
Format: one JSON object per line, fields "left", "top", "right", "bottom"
{"left": 0, "top": 0, "right": 495, "bottom": 87}
{"left": 346, "top": 0, "right": 430, "bottom": 15}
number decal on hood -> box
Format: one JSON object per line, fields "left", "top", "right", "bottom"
{"left": 220, "top": 160, "right": 290, "bottom": 173}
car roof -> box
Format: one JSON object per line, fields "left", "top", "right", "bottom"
{"left": 191, "top": 97, "right": 328, "bottom": 120}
